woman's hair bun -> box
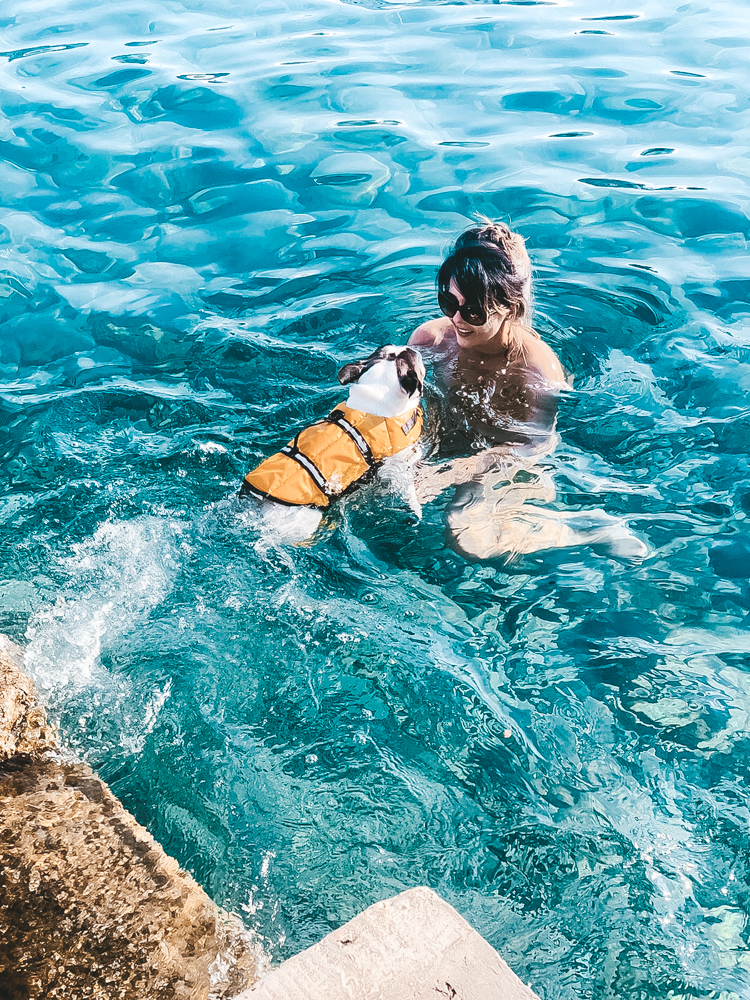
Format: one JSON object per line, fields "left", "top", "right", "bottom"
{"left": 439, "top": 217, "right": 533, "bottom": 325}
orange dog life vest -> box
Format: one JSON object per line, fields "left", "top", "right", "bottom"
{"left": 242, "top": 402, "right": 423, "bottom": 509}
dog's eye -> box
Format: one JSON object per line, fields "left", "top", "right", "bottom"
{"left": 400, "top": 373, "right": 419, "bottom": 396}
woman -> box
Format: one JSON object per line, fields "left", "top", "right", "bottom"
{"left": 409, "top": 220, "right": 645, "bottom": 562}
{"left": 411, "top": 217, "right": 564, "bottom": 454}
{"left": 410, "top": 220, "right": 563, "bottom": 380}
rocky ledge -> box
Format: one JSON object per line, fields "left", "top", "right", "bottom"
{"left": 0, "top": 635, "right": 260, "bottom": 1000}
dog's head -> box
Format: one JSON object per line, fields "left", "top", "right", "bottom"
{"left": 338, "top": 345, "right": 425, "bottom": 418}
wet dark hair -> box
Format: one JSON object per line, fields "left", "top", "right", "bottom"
{"left": 437, "top": 219, "right": 532, "bottom": 324}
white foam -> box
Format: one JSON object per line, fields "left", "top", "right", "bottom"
{"left": 24, "top": 517, "right": 181, "bottom": 698}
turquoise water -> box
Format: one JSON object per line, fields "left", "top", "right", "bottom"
{"left": 2, "top": 1, "right": 750, "bottom": 995}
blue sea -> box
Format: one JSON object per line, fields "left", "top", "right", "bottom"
{"left": 2, "top": 1, "right": 750, "bottom": 996}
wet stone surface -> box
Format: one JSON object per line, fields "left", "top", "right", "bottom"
{"left": 0, "top": 637, "right": 260, "bottom": 1000}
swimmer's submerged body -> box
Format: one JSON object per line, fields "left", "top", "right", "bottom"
{"left": 409, "top": 220, "right": 647, "bottom": 563}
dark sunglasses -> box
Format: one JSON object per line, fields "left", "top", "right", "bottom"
{"left": 438, "top": 289, "right": 492, "bottom": 326}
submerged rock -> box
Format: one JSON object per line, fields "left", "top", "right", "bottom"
{"left": 0, "top": 636, "right": 260, "bottom": 1000}
{"left": 90, "top": 316, "right": 195, "bottom": 367}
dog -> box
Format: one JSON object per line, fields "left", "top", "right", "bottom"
{"left": 239, "top": 345, "right": 425, "bottom": 543}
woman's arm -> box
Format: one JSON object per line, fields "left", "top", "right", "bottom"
{"left": 413, "top": 449, "right": 514, "bottom": 503}
{"left": 408, "top": 317, "right": 455, "bottom": 348}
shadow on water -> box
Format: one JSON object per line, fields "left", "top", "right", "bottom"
{"left": 3, "top": 1, "right": 750, "bottom": 997}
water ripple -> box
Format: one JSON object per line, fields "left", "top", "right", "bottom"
{"left": 2, "top": 0, "right": 750, "bottom": 997}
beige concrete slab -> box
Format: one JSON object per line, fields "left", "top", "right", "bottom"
{"left": 238, "top": 886, "right": 539, "bottom": 1000}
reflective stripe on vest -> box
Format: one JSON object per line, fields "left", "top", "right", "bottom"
{"left": 243, "top": 402, "right": 423, "bottom": 508}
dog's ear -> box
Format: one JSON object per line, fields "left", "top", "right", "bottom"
{"left": 338, "top": 347, "right": 389, "bottom": 384}
{"left": 338, "top": 361, "right": 368, "bottom": 385}
{"left": 395, "top": 356, "right": 422, "bottom": 398}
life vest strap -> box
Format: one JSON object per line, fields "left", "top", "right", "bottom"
{"left": 326, "top": 409, "right": 375, "bottom": 467}
{"left": 281, "top": 440, "right": 332, "bottom": 497}
{"left": 240, "top": 479, "right": 320, "bottom": 508}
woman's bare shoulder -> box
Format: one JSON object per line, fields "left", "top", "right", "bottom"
{"left": 522, "top": 333, "right": 567, "bottom": 386}
{"left": 408, "top": 317, "right": 456, "bottom": 349}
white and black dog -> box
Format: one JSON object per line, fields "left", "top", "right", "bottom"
{"left": 239, "top": 345, "right": 425, "bottom": 543}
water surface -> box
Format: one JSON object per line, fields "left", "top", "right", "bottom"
{"left": 2, "top": 1, "right": 750, "bottom": 997}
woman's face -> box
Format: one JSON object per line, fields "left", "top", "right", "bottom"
{"left": 445, "top": 279, "right": 510, "bottom": 353}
